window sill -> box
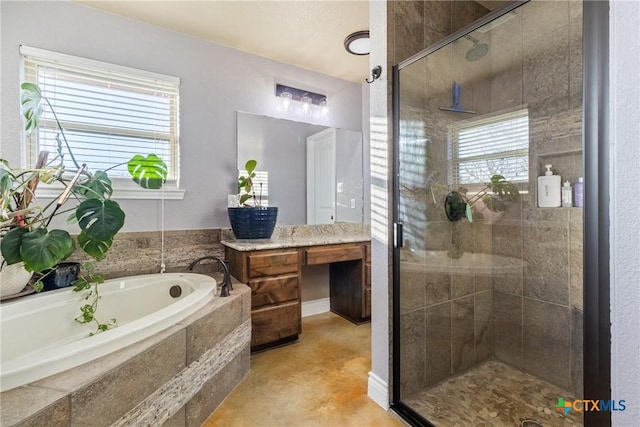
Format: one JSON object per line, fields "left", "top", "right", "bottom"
{"left": 32, "top": 180, "right": 185, "bottom": 201}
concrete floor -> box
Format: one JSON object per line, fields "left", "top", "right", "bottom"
{"left": 203, "top": 312, "right": 405, "bottom": 427}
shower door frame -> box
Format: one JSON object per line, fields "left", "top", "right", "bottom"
{"left": 390, "top": 1, "right": 611, "bottom": 426}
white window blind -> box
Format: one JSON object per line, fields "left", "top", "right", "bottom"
{"left": 21, "top": 46, "right": 180, "bottom": 182}
{"left": 448, "top": 108, "right": 529, "bottom": 185}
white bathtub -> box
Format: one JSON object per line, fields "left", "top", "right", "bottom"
{"left": 0, "top": 272, "right": 216, "bottom": 392}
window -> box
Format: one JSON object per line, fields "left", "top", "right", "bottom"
{"left": 21, "top": 46, "right": 182, "bottom": 197}
{"left": 448, "top": 107, "right": 529, "bottom": 185}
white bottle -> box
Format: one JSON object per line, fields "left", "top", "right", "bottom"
{"left": 538, "top": 164, "right": 561, "bottom": 207}
{"left": 574, "top": 177, "right": 584, "bottom": 207}
{"left": 562, "top": 180, "right": 573, "bottom": 207}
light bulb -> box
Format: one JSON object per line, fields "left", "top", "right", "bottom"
{"left": 301, "top": 95, "right": 312, "bottom": 113}
{"left": 319, "top": 99, "right": 328, "bottom": 115}
{"left": 280, "top": 91, "right": 292, "bottom": 108}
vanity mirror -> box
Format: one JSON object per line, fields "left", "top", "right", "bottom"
{"left": 237, "top": 112, "right": 364, "bottom": 225}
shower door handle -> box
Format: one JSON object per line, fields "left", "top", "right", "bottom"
{"left": 394, "top": 222, "right": 404, "bottom": 248}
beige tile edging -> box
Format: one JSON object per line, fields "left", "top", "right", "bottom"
{"left": 112, "top": 319, "right": 251, "bottom": 426}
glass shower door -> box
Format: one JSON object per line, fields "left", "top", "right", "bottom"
{"left": 394, "top": 2, "right": 584, "bottom": 426}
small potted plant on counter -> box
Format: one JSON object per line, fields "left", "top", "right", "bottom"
{"left": 0, "top": 83, "right": 167, "bottom": 301}
{"left": 227, "top": 159, "right": 278, "bottom": 240}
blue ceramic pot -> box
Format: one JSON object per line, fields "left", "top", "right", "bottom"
{"left": 227, "top": 207, "right": 278, "bottom": 240}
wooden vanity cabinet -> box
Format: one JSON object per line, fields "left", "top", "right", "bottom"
{"left": 225, "top": 241, "right": 371, "bottom": 352}
{"left": 225, "top": 248, "right": 301, "bottom": 352}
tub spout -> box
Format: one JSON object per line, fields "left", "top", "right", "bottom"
{"left": 187, "top": 256, "right": 233, "bottom": 297}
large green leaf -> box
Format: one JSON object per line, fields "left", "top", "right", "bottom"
{"left": 76, "top": 170, "right": 113, "bottom": 200}
{"left": 77, "top": 230, "right": 113, "bottom": 260}
{"left": 20, "top": 82, "right": 44, "bottom": 133}
{"left": 482, "top": 195, "right": 507, "bottom": 212}
{"left": 76, "top": 199, "right": 125, "bottom": 241}
{"left": 127, "top": 154, "right": 167, "bottom": 190}
{"left": 20, "top": 228, "right": 75, "bottom": 272}
{"left": 244, "top": 159, "right": 257, "bottom": 175}
{"left": 0, "top": 227, "right": 29, "bottom": 265}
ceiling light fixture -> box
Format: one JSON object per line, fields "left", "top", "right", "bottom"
{"left": 344, "top": 30, "right": 370, "bottom": 55}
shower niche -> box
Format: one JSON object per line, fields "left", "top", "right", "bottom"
{"left": 392, "top": 1, "right": 584, "bottom": 426}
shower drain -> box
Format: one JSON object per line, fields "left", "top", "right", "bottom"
{"left": 521, "top": 420, "right": 544, "bottom": 427}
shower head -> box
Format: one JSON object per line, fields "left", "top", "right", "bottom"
{"left": 464, "top": 35, "right": 489, "bottom": 61}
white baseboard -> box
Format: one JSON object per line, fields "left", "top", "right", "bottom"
{"left": 367, "top": 371, "right": 390, "bottom": 410}
{"left": 301, "top": 298, "right": 330, "bottom": 318}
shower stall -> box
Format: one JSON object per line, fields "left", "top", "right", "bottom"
{"left": 391, "top": 1, "right": 594, "bottom": 426}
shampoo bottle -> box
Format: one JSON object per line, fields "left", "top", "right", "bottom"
{"left": 537, "top": 164, "right": 561, "bottom": 207}
{"left": 574, "top": 177, "right": 584, "bottom": 207}
{"left": 562, "top": 180, "right": 573, "bottom": 207}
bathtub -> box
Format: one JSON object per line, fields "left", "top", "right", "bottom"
{"left": 0, "top": 272, "right": 216, "bottom": 392}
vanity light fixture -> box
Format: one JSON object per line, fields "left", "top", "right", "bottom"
{"left": 276, "top": 84, "right": 327, "bottom": 110}
{"left": 344, "top": 30, "right": 370, "bottom": 55}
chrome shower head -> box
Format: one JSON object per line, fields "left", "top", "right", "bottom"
{"left": 464, "top": 35, "right": 489, "bottom": 61}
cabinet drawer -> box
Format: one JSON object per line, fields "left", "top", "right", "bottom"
{"left": 248, "top": 250, "right": 298, "bottom": 278}
{"left": 250, "top": 274, "right": 299, "bottom": 309}
{"left": 305, "top": 245, "right": 363, "bottom": 265}
{"left": 251, "top": 301, "right": 300, "bottom": 348}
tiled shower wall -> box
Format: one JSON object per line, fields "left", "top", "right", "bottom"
{"left": 391, "top": 0, "right": 495, "bottom": 398}
{"left": 393, "top": 0, "right": 584, "bottom": 399}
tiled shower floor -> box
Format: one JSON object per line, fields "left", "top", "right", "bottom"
{"left": 403, "top": 360, "right": 583, "bottom": 427}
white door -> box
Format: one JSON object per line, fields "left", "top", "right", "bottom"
{"left": 307, "top": 128, "right": 336, "bottom": 224}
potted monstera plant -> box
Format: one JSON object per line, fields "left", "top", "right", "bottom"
{"left": 0, "top": 82, "right": 167, "bottom": 299}
{"left": 227, "top": 159, "right": 278, "bottom": 240}
{"left": 444, "top": 174, "right": 520, "bottom": 222}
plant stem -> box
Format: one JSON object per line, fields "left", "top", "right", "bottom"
{"left": 44, "top": 97, "right": 81, "bottom": 170}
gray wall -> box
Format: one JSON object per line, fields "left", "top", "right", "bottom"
{"left": 0, "top": 1, "right": 364, "bottom": 232}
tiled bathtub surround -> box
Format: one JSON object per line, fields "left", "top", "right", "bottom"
{"left": 68, "top": 229, "right": 226, "bottom": 279}
{"left": 0, "top": 278, "right": 251, "bottom": 427}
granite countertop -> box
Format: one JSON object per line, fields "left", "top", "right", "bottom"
{"left": 220, "top": 223, "right": 371, "bottom": 252}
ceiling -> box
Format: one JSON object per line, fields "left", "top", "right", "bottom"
{"left": 77, "top": 0, "right": 370, "bottom": 84}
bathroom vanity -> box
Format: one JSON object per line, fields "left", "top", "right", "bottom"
{"left": 222, "top": 225, "right": 370, "bottom": 352}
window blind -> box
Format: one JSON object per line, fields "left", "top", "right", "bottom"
{"left": 448, "top": 108, "right": 529, "bottom": 185}
{"left": 20, "top": 46, "right": 180, "bottom": 181}
{"left": 238, "top": 170, "right": 269, "bottom": 207}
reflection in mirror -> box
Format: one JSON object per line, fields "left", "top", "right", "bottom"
{"left": 237, "top": 112, "right": 364, "bottom": 225}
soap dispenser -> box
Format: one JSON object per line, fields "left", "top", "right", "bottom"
{"left": 538, "top": 164, "right": 561, "bottom": 207}
{"left": 562, "top": 180, "right": 573, "bottom": 207}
